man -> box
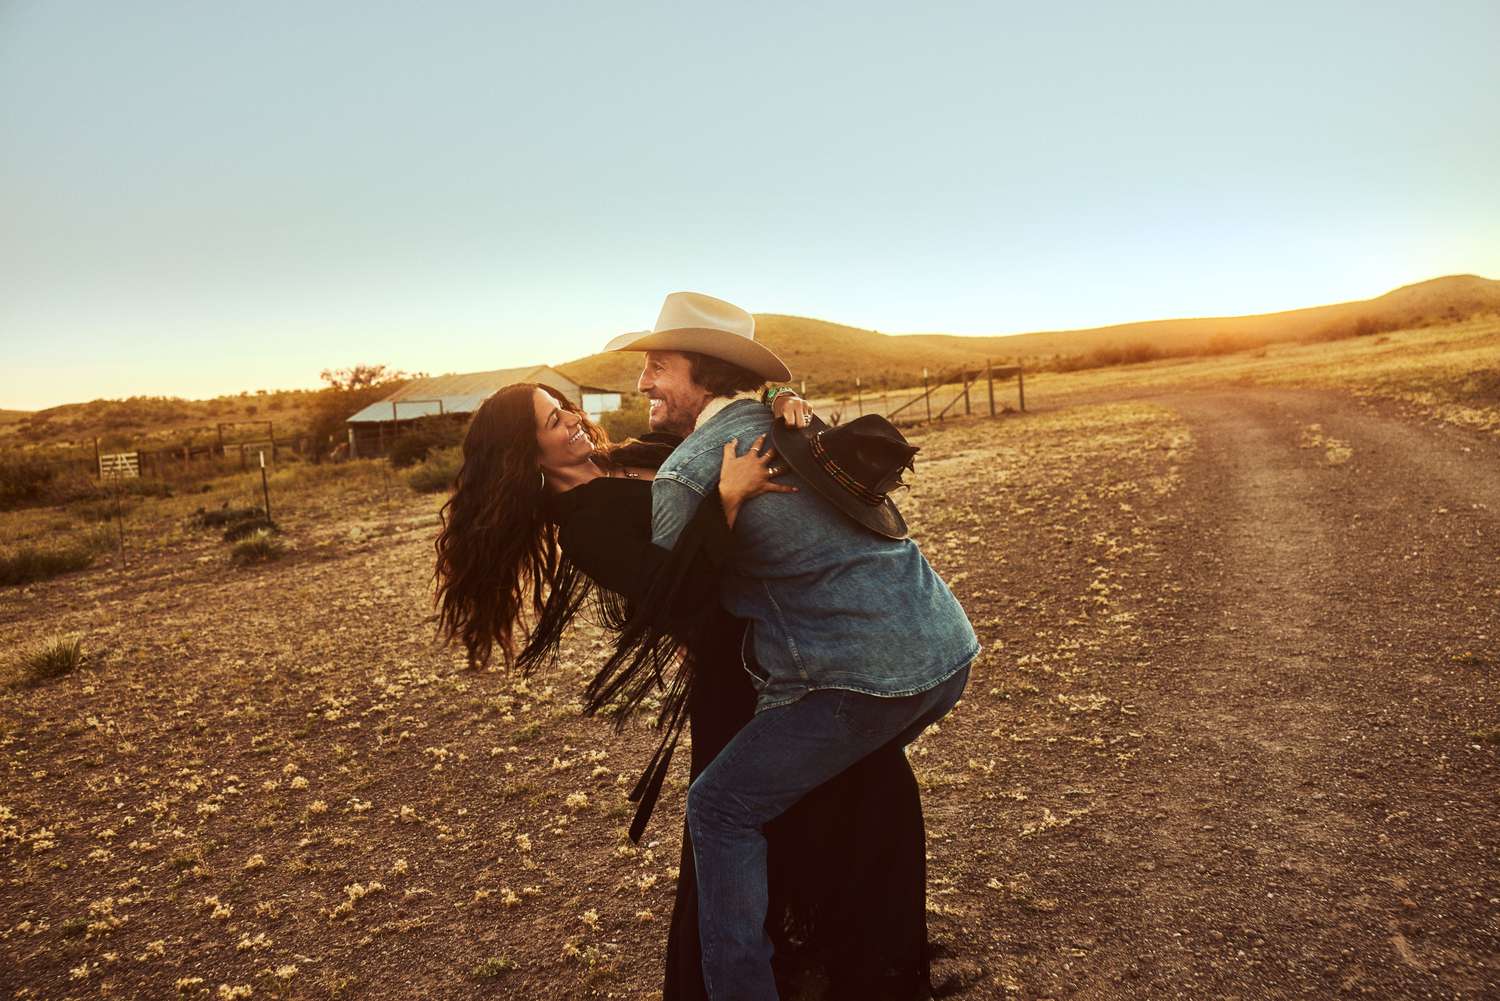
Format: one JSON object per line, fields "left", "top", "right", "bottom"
{"left": 605, "top": 291, "right": 978, "bottom": 1001}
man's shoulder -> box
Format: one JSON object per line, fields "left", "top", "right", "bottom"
{"left": 660, "top": 400, "right": 768, "bottom": 476}
{"left": 706, "top": 399, "right": 772, "bottom": 436}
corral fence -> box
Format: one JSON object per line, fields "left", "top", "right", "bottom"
{"left": 85, "top": 421, "right": 318, "bottom": 482}
{"left": 812, "top": 361, "right": 1025, "bottom": 428}
{"left": 2, "top": 422, "right": 318, "bottom": 509}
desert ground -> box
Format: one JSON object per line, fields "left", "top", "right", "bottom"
{"left": 2, "top": 318, "right": 1498, "bottom": 1000}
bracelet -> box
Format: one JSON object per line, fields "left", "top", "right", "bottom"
{"left": 761, "top": 385, "right": 795, "bottom": 407}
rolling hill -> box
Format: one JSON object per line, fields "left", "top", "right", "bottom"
{"left": 558, "top": 274, "right": 1500, "bottom": 393}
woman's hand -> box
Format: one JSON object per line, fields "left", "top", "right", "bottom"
{"left": 719, "top": 435, "right": 797, "bottom": 528}
{"left": 771, "top": 391, "right": 815, "bottom": 429}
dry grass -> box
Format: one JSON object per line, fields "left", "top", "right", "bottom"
{"left": 0, "top": 541, "right": 99, "bottom": 587}
{"left": 230, "top": 529, "right": 286, "bottom": 564}
{"left": 7, "top": 634, "right": 86, "bottom": 688}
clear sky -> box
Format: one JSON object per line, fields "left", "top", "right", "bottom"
{"left": 2, "top": 1, "right": 1497, "bottom": 409}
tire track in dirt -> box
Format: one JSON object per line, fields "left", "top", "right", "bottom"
{"left": 1071, "top": 388, "right": 1500, "bottom": 999}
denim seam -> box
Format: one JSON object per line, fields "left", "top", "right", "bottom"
{"left": 759, "top": 580, "right": 809, "bottom": 682}
{"left": 653, "top": 470, "right": 705, "bottom": 497}
{"left": 753, "top": 643, "right": 978, "bottom": 713}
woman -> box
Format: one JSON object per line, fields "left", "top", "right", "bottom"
{"left": 432, "top": 383, "right": 937, "bottom": 1000}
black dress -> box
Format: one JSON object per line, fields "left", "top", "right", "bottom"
{"left": 548, "top": 474, "right": 935, "bottom": 1001}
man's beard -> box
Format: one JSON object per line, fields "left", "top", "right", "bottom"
{"left": 648, "top": 397, "right": 696, "bottom": 437}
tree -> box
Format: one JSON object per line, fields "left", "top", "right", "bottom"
{"left": 307, "top": 364, "right": 418, "bottom": 461}
{"left": 319, "top": 363, "right": 411, "bottom": 392}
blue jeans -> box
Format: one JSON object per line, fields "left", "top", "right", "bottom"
{"left": 686, "top": 662, "right": 971, "bottom": 1001}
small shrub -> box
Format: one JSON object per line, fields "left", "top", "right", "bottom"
{"left": 231, "top": 529, "right": 286, "bottom": 564}
{"left": 11, "top": 635, "right": 85, "bottom": 687}
{"left": 0, "top": 542, "right": 98, "bottom": 586}
{"left": 407, "top": 447, "right": 462, "bottom": 494}
{"left": 472, "top": 956, "right": 516, "bottom": 979}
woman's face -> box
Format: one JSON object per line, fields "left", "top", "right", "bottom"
{"left": 532, "top": 388, "right": 593, "bottom": 471}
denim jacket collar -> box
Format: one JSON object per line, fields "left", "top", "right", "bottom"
{"left": 694, "top": 391, "right": 762, "bottom": 433}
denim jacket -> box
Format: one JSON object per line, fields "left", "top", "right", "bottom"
{"left": 653, "top": 399, "right": 979, "bottom": 713}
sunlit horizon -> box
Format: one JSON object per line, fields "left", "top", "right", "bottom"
{"left": 11, "top": 269, "right": 1494, "bottom": 411}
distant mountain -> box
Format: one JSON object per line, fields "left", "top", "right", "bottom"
{"left": 558, "top": 274, "right": 1500, "bottom": 392}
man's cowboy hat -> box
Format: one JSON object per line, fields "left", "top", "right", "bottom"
{"left": 772, "top": 414, "right": 919, "bottom": 539}
{"left": 604, "top": 291, "right": 792, "bottom": 382}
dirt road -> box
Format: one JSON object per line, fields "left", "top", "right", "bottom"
{"left": 922, "top": 387, "right": 1499, "bottom": 999}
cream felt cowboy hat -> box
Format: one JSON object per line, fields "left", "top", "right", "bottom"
{"left": 603, "top": 291, "right": 792, "bottom": 382}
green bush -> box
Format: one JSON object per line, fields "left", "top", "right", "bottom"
{"left": 388, "top": 418, "right": 467, "bottom": 469}
{"left": 10, "top": 635, "right": 85, "bottom": 687}
{"left": 407, "top": 446, "right": 462, "bottom": 493}
{"left": 0, "top": 542, "right": 99, "bottom": 586}
{"left": 599, "top": 403, "right": 651, "bottom": 442}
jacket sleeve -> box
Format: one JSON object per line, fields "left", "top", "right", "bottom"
{"left": 650, "top": 476, "right": 707, "bottom": 551}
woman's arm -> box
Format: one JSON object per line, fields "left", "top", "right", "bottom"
{"left": 559, "top": 488, "right": 734, "bottom": 608}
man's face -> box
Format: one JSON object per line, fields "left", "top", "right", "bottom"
{"left": 637, "top": 350, "right": 711, "bottom": 435}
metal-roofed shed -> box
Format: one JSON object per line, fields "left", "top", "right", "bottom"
{"left": 344, "top": 365, "right": 624, "bottom": 458}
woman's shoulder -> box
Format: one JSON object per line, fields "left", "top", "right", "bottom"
{"left": 551, "top": 476, "right": 651, "bottom": 524}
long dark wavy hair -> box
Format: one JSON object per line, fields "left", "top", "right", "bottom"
{"left": 432, "top": 382, "right": 614, "bottom": 671}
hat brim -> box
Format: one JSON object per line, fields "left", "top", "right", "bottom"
{"left": 604, "top": 328, "right": 792, "bottom": 382}
{"left": 771, "top": 418, "right": 909, "bottom": 540}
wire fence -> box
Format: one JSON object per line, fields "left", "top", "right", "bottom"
{"left": 810, "top": 362, "right": 1025, "bottom": 427}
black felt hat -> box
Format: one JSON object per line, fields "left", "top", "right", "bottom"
{"left": 771, "top": 414, "right": 919, "bottom": 539}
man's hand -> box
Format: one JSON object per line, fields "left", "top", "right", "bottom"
{"left": 771, "top": 391, "right": 815, "bottom": 429}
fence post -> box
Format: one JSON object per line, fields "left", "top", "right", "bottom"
{"left": 112, "top": 474, "right": 125, "bottom": 566}
{"left": 987, "top": 360, "right": 996, "bottom": 417}
{"left": 923, "top": 369, "right": 931, "bottom": 423}
{"left": 856, "top": 377, "right": 863, "bottom": 417}
{"left": 259, "top": 451, "right": 272, "bottom": 523}
{"left": 963, "top": 369, "right": 971, "bottom": 415}
{"left": 1018, "top": 368, "right": 1026, "bottom": 412}
{"left": 93, "top": 437, "right": 102, "bottom": 479}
